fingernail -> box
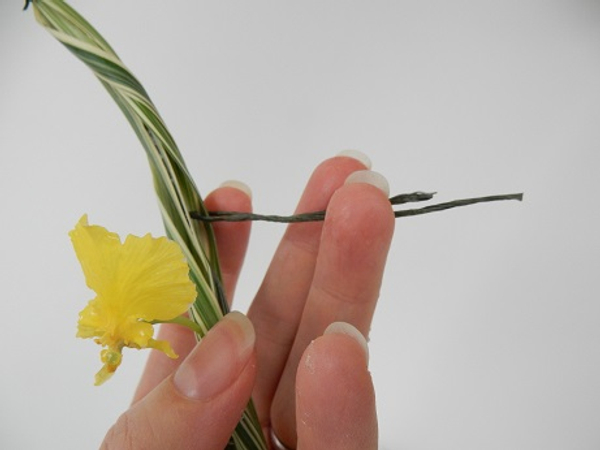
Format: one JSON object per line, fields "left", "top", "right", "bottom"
{"left": 220, "top": 180, "right": 253, "bottom": 200}
{"left": 173, "top": 311, "right": 255, "bottom": 401}
{"left": 344, "top": 170, "right": 390, "bottom": 196}
{"left": 337, "top": 149, "right": 372, "bottom": 169}
{"left": 324, "top": 322, "right": 369, "bottom": 364}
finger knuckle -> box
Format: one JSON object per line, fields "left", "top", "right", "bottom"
{"left": 100, "top": 413, "right": 137, "bottom": 450}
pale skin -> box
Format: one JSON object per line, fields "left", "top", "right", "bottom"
{"left": 101, "top": 154, "right": 395, "bottom": 450}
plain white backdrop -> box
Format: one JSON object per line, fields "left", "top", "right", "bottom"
{"left": 1, "top": 1, "right": 599, "bottom": 448}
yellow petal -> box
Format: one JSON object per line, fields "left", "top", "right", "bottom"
{"left": 147, "top": 338, "right": 178, "bottom": 359}
{"left": 109, "top": 233, "right": 197, "bottom": 321}
{"left": 118, "top": 319, "right": 154, "bottom": 349}
{"left": 76, "top": 299, "right": 105, "bottom": 339}
{"left": 69, "top": 215, "right": 121, "bottom": 294}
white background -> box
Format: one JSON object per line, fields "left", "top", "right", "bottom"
{"left": 1, "top": 1, "right": 599, "bottom": 448}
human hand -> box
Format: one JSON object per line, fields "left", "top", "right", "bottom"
{"left": 100, "top": 152, "right": 395, "bottom": 449}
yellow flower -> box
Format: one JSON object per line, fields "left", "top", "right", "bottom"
{"left": 70, "top": 215, "right": 197, "bottom": 385}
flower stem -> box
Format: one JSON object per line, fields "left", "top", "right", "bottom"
{"left": 151, "top": 316, "right": 204, "bottom": 335}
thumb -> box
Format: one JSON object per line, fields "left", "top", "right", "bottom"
{"left": 101, "top": 311, "right": 257, "bottom": 450}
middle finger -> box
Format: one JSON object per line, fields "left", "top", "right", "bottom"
{"left": 247, "top": 152, "right": 370, "bottom": 428}
{"left": 271, "top": 170, "right": 394, "bottom": 447}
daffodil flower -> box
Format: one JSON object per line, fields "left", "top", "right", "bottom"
{"left": 70, "top": 215, "right": 197, "bottom": 385}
